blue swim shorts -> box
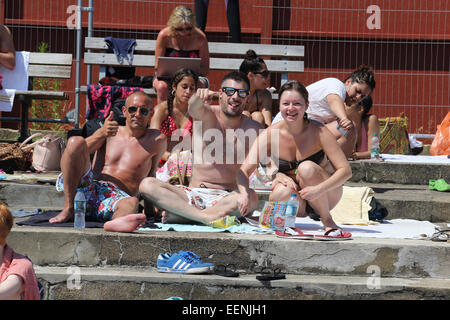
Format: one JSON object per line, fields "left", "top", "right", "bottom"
{"left": 56, "top": 166, "right": 131, "bottom": 221}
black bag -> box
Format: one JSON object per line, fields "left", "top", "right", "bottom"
{"left": 368, "top": 197, "right": 388, "bottom": 222}
{"left": 81, "top": 98, "right": 126, "bottom": 138}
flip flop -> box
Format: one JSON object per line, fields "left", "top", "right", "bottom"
{"left": 430, "top": 229, "right": 450, "bottom": 242}
{"left": 314, "top": 228, "right": 353, "bottom": 241}
{"left": 256, "top": 267, "right": 286, "bottom": 281}
{"left": 214, "top": 264, "right": 239, "bottom": 277}
{"left": 275, "top": 227, "right": 314, "bottom": 240}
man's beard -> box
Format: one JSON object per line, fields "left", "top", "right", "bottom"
{"left": 221, "top": 100, "right": 243, "bottom": 118}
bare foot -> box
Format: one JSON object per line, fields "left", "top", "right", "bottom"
{"left": 201, "top": 207, "right": 227, "bottom": 224}
{"left": 49, "top": 207, "right": 74, "bottom": 224}
{"left": 103, "top": 213, "right": 147, "bottom": 233}
{"left": 161, "top": 211, "right": 200, "bottom": 224}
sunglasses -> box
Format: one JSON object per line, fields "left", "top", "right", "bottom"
{"left": 253, "top": 70, "right": 270, "bottom": 78}
{"left": 128, "top": 106, "right": 150, "bottom": 116}
{"left": 221, "top": 87, "right": 250, "bottom": 98}
{"left": 174, "top": 26, "right": 193, "bottom": 32}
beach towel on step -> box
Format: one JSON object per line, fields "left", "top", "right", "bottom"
{"left": 330, "top": 186, "right": 379, "bottom": 225}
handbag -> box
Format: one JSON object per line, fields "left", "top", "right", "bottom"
{"left": 20, "top": 133, "right": 66, "bottom": 172}
{"left": 167, "top": 150, "right": 192, "bottom": 186}
{"left": 378, "top": 115, "right": 411, "bottom": 155}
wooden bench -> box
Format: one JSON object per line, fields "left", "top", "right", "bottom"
{"left": 82, "top": 37, "right": 304, "bottom": 99}
{"left": 0, "top": 52, "right": 73, "bottom": 141}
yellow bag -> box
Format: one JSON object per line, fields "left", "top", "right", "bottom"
{"left": 430, "top": 111, "right": 450, "bottom": 156}
{"left": 378, "top": 116, "right": 411, "bottom": 155}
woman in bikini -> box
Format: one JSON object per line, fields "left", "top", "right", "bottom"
{"left": 239, "top": 50, "right": 273, "bottom": 127}
{"left": 150, "top": 68, "right": 198, "bottom": 163}
{"left": 238, "top": 80, "right": 352, "bottom": 238}
{"left": 153, "top": 5, "right": 210, "bottom": 105}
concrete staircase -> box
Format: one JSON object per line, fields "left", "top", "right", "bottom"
{"left": 2, "top": 160, "right": 450, "bottom": 300}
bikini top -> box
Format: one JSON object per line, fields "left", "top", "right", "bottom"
{"left": 160, "top": 115, "right": 193, "bottom": 137}
{"left": 275, "top": 150, "right": 325, "bottom": 173}
{"left": 165, "top": 47, "right": 200, "bottom": 58}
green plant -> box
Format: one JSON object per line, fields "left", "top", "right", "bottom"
{"left": 29, "top": 41, "right": 68, "bottom": 131}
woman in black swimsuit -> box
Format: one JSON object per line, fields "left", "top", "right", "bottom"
{"left": 238, "top": 80, "right": 352, "bottom": 236}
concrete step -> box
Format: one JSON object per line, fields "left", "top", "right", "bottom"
{"left": 349, "top": 160, "right": 450, "bottom": 185}
{"left": 3, "top": 179, "right": 450, "bottom": 222}
{"left": 35, "top": 265, "right": 450, "bottom": 300}
{"left": 8, "top": 226, "right": 450, "bottom": 279}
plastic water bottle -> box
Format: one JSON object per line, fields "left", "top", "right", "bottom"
{"left": 370, "top": 133, "right": 381, "bottom": 160}
{"left": 74, "top": 189, "right": 86, "bottom": 229}
{"left": 284, "top": 193, "right": 299, "bottom": 229}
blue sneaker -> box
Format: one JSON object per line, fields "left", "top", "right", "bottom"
{"left": 157, "top": 252, "right": 173, "bottom": 265}
{"left": 157, "top": 251, "right": 213, "bottom": 274}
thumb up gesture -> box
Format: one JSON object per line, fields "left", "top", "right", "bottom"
{"left": 102, "top": 111, "right": 119, "bottom": 137}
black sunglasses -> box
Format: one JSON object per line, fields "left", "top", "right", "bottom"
{"left": 128, "top": 106, "right": 150, "bottom": 116}
{"left": 253, "top": 69, "right": 270, "bottom": 78}
{"left": 221, "top": 87, "right": 249, "bottom": 98}
{"left": 174, "top": 26, "right": 193, "bottom": 32}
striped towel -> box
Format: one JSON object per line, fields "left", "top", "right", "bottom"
{"left": 0, "top": 88, "right": 15, "bottom": 112}
{"left": 0, "top": 51, "right": 30, "bottom": 112}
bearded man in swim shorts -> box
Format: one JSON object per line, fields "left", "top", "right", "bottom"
{"left": 50, "top": 91, "right": 167, "bottom": 232}
{"left": 139, "top": 71, "right": 263, "bottom": 225}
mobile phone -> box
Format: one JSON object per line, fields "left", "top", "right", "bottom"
{"left": 337, "top": 123, "right": 348, "bottom": 137}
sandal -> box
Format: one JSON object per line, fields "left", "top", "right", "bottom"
{"left": 275, "top": 227, "right": 314, "bottom": 240}
{"left": 214, "top": 264, "right": 239, "bottom": 277}
{"left": 256, "top": 267, "right": 286, "bottom": 281}
{"left": 314, "top": 228, "right": 352, "bottom": 241}
{"left": 430, "top": 229, "right": 450, "bottom": 242}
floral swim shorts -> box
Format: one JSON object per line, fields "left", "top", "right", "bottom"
{"left": 56, "top": 166, "right": 131, "bottom": 221}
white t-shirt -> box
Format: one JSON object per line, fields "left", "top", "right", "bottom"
{"left": 272, "top": 78, "right": 346, "bottom": 124}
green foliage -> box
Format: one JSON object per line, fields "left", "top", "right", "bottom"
{"left": 29, "top": 41, "right": 67, "bottom": 131}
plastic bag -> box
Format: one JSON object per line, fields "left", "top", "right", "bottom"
{"left": 430, "top": 112, "right": 450, "bottom": 156}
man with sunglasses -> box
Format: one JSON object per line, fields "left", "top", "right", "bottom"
{"left": 50, "top": 91, "right": 167, "bottom": 233}
{"left": 139, "top": 72, "right": 263, "bottom": 225}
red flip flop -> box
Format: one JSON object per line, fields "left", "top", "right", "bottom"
{"left": 275, "top": 227, "right": 314, "bottom": 240}
{"left": 314, "top": 228, "right": 352, "bottom": 241}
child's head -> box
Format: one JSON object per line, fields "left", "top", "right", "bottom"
{"left": 0, "top": 202, "right": 13, "bottom": 246}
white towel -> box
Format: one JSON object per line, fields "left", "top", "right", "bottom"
{"left": 330, "top": 186, "right": 378, "bottom": 225}
{"left": 379, "top": 154, "right": 450, "bottom": 163}
{"left": 0, "top": 51, "right": 30, "bottom": 112}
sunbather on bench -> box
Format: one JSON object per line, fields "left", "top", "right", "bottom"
{"left": 152, "top": 6, "right": 209, "bottom": 105}
{"left": 50, "top": 91, "right": 167, "bottom": 232}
